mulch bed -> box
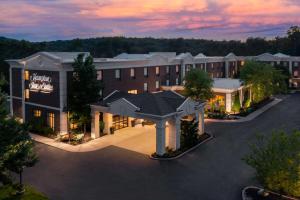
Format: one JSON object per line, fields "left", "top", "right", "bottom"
{"left": 151, "top": 133, "right": 211, "bottom": 159}
{"left": 244, "top": 187, "right": 298, "bottom": 200}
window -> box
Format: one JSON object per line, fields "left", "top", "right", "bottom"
{"left": 155, "top": 67, "right": 160, "bottom": 76}
{"left": 241, "top": 61, "right": 245, "bottom": 66}
{"left": 128, "top": 90, "right": 137, "bottom": 94}
{"left": 216, "top": 73, "right": 219, "bottom": 78}
{"left": 33, "top": 109, "right": 41, "bottom": 117}
{"left": 186, "top": 65, "right": 191, "bottom": 72}
{"left": 155, "top": 81, "right": 159, "bottom": 89}
{"left": 24, "top": 70, "right": 29, "bottom": 80}
{"left": 211, "top": 63, "right": 214, "bottom": 69}
{"left": 283, "top": 62, "right": 288, "bottom": 67}
{"left": 176, "top": 65, "right": 179, "bottom": 73}
{"left": 130, "top": 68, "right": 135, "bottom": 78}
{"left": 271, "top": 62, "right": 275, "bottom": 66}
{"left": 47, "top": 113, "right": 55, "bottom": 130}
{"left": 294, "top": 62, "right": 299, "bottom": 67}
{"left": 25, "top": 89, "right": 29, "bottom": 99}
{"left": 97, "top": 70, "right": 102, "bottom": 80}
{"left": 166, "top": 66, "right": 170, "bottom": 74}
{"left": 176, "top": 78, "right": 179, "bottom": 85}
{"left": 99, "top": 89, "right": 103, "bottom": 97}
{"left": 115, "top": 69, "right": 121, "bottom": 79}
{"left": 144, "top": 83, "right": 148, "bottom": 92}
{"left": 166, "top": 80, "right": 170, "bottom": 86}
{"left": 294, "top": 71, "right": 299, "bottom": 77}
{"left": 144, "top": 67, "right": 148, "bottom": 77}
{"left": 277, "top": 61, "right": 280, "bottom": 65}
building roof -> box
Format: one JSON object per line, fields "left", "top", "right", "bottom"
{"left": 274, "top": 53, "right": 290, "bottom": 58}
{"left": 93, "top": 90, "right": 191, "bottom": 116}
{"left": 212, "top": 78, "right": 243, "bottom": 90}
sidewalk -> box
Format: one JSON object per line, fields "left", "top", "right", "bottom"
{"left": 30, "top": 125, "right": 155, "bottom": 153}
{"left": 205, "top": 98, "right": 282, "bottom": 123}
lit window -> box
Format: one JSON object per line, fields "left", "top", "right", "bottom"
{"left": 24, "top": 70, "right": 29, "bottom": 80}
{"left": 115, "top": 69, "right": 120, "bottom": 79}
{"left": 144, "top": 83, "right": 148, "bottom": 92}
{"left": 241, "top": 61, "right": 245, "bottom": 66}
{"left": 130, "top": 68, "right": 135, "bottom": 78}
{"left": 294, "top": 71, "right": 299, "bottom": 77}
{"left": 128, "top": 90, "right": 137, "bottom": 94}
{"left": 186, "top": 65, "right": 190, "bottom": 72}
{"left": 97, "top": 70, "right": 102, "bottom": 80}
{"left": 176, "top": 78, "right": 179, "bottom": 85}
{"left": 166, "top": 80, "right": 170, "bottom": 86}
{"left": 155, "top": 81, "right": 159, "bottom": 89}
{"left": 176, "top": 65, "right": 179, "bottom": 73}
{"left": 211, "top": 63, "right": 214, "bottom": 69}
{"left": 70, "top": 122, "right": 78, "bottom": 129}
{"left": 155, "top": 67, "right": 160, "bottom": 75}
{"left": 47, "top": 113, "right": 55, "bottom": 130}
{"left": 144, "top": 67, "right": 148, "bottom": 77}
{"left": 33, "top": 110, "right": 41, "bottom": 117}
{"left": 25, "top": 89, "right": 29, "bottom": 99}
{"left": 166, "top": 66, "right": 170, "bottom": 74}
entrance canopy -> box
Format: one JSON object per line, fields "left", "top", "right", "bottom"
{"left": 90, "top": 90, "right": 205, "bottom": 155}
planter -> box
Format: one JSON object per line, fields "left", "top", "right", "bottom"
{"left": 242, "top": 186, "right": 299, "bottom": 200}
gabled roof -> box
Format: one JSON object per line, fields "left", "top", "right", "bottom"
{"left": 274, "top": 53, "right": 290, "bottom": 58}
{"left": 195, "top": 53, "right": 206, "bottom": 58}
{"left": 93, "top": 90, "right": 189, "bottom": 116}
{"left": 212, "top": 78, "right": 243, "bottom": 90}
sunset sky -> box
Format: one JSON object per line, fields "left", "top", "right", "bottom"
{"left": 1, "top": 0, "right": 300, "bottom": 41}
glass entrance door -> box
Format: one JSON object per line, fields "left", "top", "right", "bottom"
{"left": 112, "top": 115, "right": 128, "bottom": 130}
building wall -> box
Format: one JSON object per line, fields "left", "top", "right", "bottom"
{"left": 101, "top": 65, "right": 180, "bottom": 96}
{"left": 12, "top": 98, "right": 22, "bottom": 118}
{"left": 25, "top": 70, "right": 60, "bottom": 108}
{"left": 25, "top": 104, "right": 60, "bottom": 132}
{"left": 206, "top": 62, "right": 225, "bottom": 78}
{"left": 12, "top": 68, "right": 22, "bottom": 97}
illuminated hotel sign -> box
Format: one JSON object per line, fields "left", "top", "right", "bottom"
{"left": 29, "top": 73, "right": 53, "bottom": 93}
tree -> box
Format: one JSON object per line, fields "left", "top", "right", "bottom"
{"left": 180, "top": 119, "right": 199, "bottom": 148}
{"left": 68, "top": 54, "right": 102, "bottom": 134}
{"left": 287, "top": 26, "right": 300, "bottom": 56}
{"left": 244, "top": 131, "right": 300, "bottom": 197}
{"left": 231, "top": 94, "right": 241, "bottom": 113}
{"left": 183, "top": 69, "right": 214, "bottom": 101}
{"left": 240, "top": 61, "right": 287, "bottom": 103}
{"left": 0, "top": 88, "right": 38, "bottom": 193}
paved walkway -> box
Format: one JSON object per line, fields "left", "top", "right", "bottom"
{"left": 205, "top": 98, "right": 282, "bottom": 123}
{"left": 31, "top": 125, "right": 156, "bottom": 153}
{"left": 24, "top": 93, "right": 300, "bottom": 200}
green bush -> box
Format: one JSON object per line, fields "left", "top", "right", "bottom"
{"left": 28, "top": 118, "right": 54, "bottom": 137}
{"left": 232, "top": 94, "right": 241, "bottom": 113}
{"left": 180, "top": 119, "right": 199, "bottom": 148}
{"left": 244, "top": 130, "right": 300, "bottom": 197}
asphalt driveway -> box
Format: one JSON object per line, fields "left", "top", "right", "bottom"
{"left": 23, "top": 92, "right": 300, "bottom": 200}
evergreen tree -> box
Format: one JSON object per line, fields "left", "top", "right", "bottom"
{"left": 68, "top": 54, "right": 102, "bottom": 134}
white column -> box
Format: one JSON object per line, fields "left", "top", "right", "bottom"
{"left": 9, "top": 67, "right": 13, "bottom": 116}
{"left": 60, "top": 112, "right": 68, "bottom": 135}
{"left": 21, "top": 68, "right": 25, "bottom": 122}
{"left": 239, "top": 89, "right": 243, "bottom": 107}
{"left": 155, "top": 120, "right": 166, "bottom": 156}
{"left": 289, "top": 61, "right": 293, "bottom": 87}
{"left": 225, "top": 61, "right": 229, "bottom": 78}
{"left": 181, "top": 63, "right": 185, "bottom": 80}
{"left": 225, "top": 93, "right": 232, "bottom": 113}
{"left": 168, "top": 117, "right": 181, "bottom": 150}
{"left": 198, "top": 109, "right": 204, "bottom": 135}
{"left": 103, "top": 112, "right": 113, "bottom": 134}
{"left": 59, "top": 70, "right": 67, "bottom": 134}
{"left": 204, "top": 62, "right": 207, "bottom": 72}
{"left": 91, "top": 110, "right": 100, "bottom": 139}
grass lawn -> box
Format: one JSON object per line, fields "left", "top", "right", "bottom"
{"left": 0, "top": 185, "right": 48, "bottom": 200}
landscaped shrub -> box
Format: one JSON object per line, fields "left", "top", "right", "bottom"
{"left": 28, "top": 118, "right": 54, "bottom": 137}
{"left": 232, "top": 94, "right": 241, "bottom": 113}
{"left": 180, "top": 119, "right": 199, "bottom": 148}
{"left": 244, "top": 130, "right": 300, "bottom": 197}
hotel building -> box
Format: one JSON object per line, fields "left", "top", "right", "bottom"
{"left": 5, "top": 51, "right": 300, "bottom": 155}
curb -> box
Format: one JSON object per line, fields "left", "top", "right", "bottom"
{"left": 149, "top": 134, "right": 214, "bottom": 161}
{"left": 205, "top": 98, "right": 282, "bottom": 123}
{"left": 242, "top": 186, "right": 298, "bottom": 200}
